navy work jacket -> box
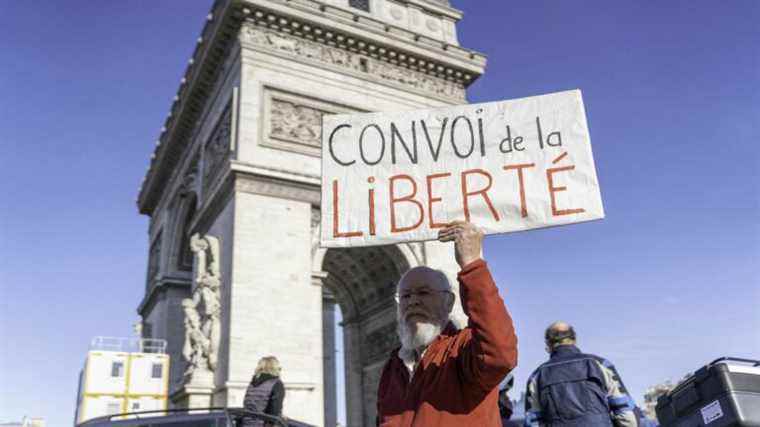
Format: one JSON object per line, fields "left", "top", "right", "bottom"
{"left": 526, "top": 345, "right": 619, "bottom": 427}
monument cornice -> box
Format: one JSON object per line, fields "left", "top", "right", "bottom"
{"left": 231, "top": 160, "right": 321, "bottom": 186}
{"left": 238, "top": 1, "right": 484, "bottom": 80}
{"left": 137, "top": 0, "right": 239, "bottom": 215}
{"left": 136, "top": 0, "right": 486, "bottom": 216}
{"left": 232, "top": 168, "right": 321, "bottom": 205}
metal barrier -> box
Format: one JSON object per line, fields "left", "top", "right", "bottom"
{"left": 89, "top": 336, "right": 167, "bottom": 354}
{"left": 78, "top": 407, "right": 289, "bottom": 427}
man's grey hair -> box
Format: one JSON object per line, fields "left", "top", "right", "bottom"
{"left": 397, "top": 266, "right": 453, "bottom": 292}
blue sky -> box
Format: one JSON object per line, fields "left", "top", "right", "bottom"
{"left": 1, "top": 1, "right": 758, "bottom": 426}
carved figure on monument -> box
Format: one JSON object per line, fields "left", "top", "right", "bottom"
{"left": 181, "top": 234, "right": 222, "bottom": 380}
{"left": 190, "top": 233, "right": 220, "bottom": 281}
{"left": 181, "top": 299, "right": 210, "bottom": 376}
{"left": 194, "top": 275, "right": 221, "bottom": 370}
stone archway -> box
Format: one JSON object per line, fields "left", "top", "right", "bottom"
{"left": 319, "top": 245, "right": 415, "bottom": 427}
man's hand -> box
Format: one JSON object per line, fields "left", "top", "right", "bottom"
{"left": 438, "top": 221, "right": 484, "bottom": 268}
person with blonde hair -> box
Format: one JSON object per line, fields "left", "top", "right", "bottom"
{"left": 243, "top": 356, "right": 285, "bottom": 427}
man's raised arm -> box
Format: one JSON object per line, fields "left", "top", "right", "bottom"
{"left": 439, "top": 221, "right": 518, "bottom": 391}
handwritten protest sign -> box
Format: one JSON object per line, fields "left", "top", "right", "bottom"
{"left": 320, "top": 89, "right": 604, "bottom": 248}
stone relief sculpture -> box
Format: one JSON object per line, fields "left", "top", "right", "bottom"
{"left": 263, "top": 88, "right": 361, "bottom": 157}
{"left": 182, "top": 233, "right": 222, "bottom": 380}
{"left": 202, "top": 105, "right": 232, "bottom": 195}
{"left": 271, "top": 99, "right": 324, "bottom": 148}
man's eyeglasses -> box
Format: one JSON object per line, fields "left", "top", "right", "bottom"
{"left": 395, "top": 289, "right": 451, "bottom": 303}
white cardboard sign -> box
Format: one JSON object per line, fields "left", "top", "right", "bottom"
{"left": 320, "top": 89, "right": 604, "bottom": 248}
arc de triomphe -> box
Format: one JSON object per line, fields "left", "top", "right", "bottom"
{"left": 135, "top": 1, "right": 485, "bottom": 425}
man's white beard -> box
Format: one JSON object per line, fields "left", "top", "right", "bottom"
{"left": 398, "top": 318, "right": 444, "bottom": 353}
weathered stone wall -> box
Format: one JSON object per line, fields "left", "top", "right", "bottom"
{"left": 228, "top": 191, "right": 322, "bottom": 424}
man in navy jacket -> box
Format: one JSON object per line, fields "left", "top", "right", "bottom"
{"left": 524, "top": 322, "right": 638, "bottom": 427}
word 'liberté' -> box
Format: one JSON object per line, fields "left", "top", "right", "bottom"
{"left": 330, "top": 151, "right": 582, "bottom": 238}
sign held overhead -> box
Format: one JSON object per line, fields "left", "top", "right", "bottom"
{"left": 320, "top": 89, "right": 604, "bottom": 248}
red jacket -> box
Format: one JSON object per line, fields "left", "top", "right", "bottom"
{"left": 377, "top": 260, "right": 518, "bottom": 427}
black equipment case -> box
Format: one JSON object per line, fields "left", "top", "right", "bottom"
{"left": 656, "top": 357, "right": 760, "bottom": 427}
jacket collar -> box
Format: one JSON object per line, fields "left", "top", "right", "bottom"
{"left": 251, "top": 372, "right": 279, "bottom": 386}
{"left": 550, "top": 344, "right": 581, "bottom": 359}
{"left": 440, "top": 320, "right": 458, "bottom": 338}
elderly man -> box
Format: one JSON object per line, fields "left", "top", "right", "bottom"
{"left": 524, "top": 322, "right": 638, "bottom": 427}
{"left": 377, "top": 221, "right": 518, "bottom": 426}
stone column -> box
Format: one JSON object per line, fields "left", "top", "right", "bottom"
{"left": 226, "top": 190, "right": 324, "bottom": 425}
{"left": 343, "top": 321, "right": 365, "bottom": 426}
{"left": 322, "top": 288, "right": 337, "bottom": 427}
